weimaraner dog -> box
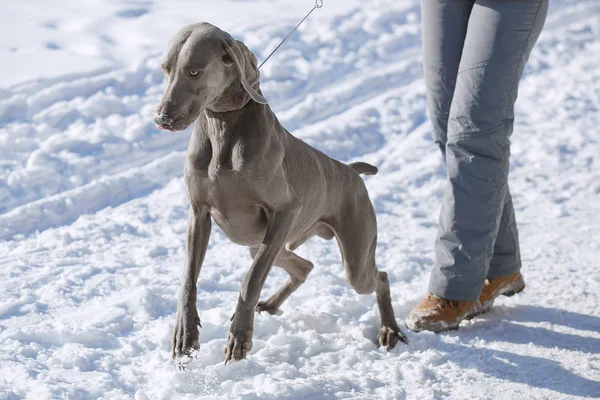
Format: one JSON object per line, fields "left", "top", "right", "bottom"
{"left": 154, "top": 22, "right": 407, "bottom": 364}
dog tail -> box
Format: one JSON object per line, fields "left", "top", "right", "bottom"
{"left": 349, "top": 162, "right": 378, "bottom": 176}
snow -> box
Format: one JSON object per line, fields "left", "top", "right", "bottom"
{"left": 1, "top": 0, "right": 599, "bottom": 399}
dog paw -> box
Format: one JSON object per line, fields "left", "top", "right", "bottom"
{"left": 172, "top": 309, "right": 201, "bottom": 363}
{"left": 174, "top": 351, "right": 196, "bottom": 371}
{"left": 377, "top": 325, "right": 408, "bottom": 350}
{"left": 224, "top": 323, "right": 253, "bottom": 364}
{"left": 256, "top": 300, "right": 281, "bottom": 315}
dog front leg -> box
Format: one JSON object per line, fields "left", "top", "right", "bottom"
{"left": 173, "top": 206, "right": 211, "bottom": 364}
{"left": 225, "top": 207, "right": 299, "bottom": 362}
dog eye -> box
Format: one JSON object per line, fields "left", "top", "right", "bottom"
{"left": 190, "top": 70, "right": 199, "bottom": 77}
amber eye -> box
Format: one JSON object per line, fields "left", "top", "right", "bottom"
{"left": 190, "top": 70, "right": 199, "bottom": 77}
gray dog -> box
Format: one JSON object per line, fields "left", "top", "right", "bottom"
{"left": 154, "top": 22, "right": 407, "bottom": 364}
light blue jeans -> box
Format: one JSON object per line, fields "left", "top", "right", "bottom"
{"left": 422, "top": 0, "right": 549, "bottom": 301}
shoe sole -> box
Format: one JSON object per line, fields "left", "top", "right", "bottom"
{"left": 501, "top": 277, "right": 525, "bottom": 297}
{"left": 405, "top": 318, "right": 461, "bottom": 333}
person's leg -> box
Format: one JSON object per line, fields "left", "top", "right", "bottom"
{"left": 421, "top": 0, "right": 521, "bottom": 280}
{"left": 429, "top": 0, "right": 548, "bottom": 301}
{"left": 420, "top": 0, "right": 475, "bottom": 159}
{"left": 488, "top": 189, "right": 521, "bottom": 279}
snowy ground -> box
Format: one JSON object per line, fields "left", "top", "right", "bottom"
{"left": 1, "top": 0, "right": 599, "bottom": 399}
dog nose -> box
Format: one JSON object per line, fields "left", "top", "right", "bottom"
{"left": 154, "top": 112, "right": 173, "bottom": 128}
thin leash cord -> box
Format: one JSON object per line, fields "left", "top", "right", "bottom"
{"left": 258, "top": 0, "right": 323, "bottom": 69}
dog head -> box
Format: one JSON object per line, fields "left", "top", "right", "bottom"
{"left": 154, "top": 22, "right": 267, "bottom": 132}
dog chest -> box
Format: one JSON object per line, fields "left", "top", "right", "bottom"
{"left": 187, "top": 134, "right": 246, "bottom": 178}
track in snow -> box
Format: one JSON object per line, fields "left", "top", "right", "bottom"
{"left": 1, "top": 1, "right": 599, "bottom": 399}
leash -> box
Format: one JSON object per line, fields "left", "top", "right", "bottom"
{"left": 258, "top": 0, "right": 324, "bottom": 69}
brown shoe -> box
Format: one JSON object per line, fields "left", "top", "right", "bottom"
{"left": 405, "top": 295, "right": 475, "bottom": 333}
{"left": 465, "top": 271, "right": 526, "bottom": 319}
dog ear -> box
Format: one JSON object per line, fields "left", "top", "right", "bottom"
{"left": 223, "top": 39, "right": 268, "bottom": 105}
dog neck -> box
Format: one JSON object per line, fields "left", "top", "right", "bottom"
{"left": 201, "top": 100, "right": 254, "bottom": 180}
{"left": 191, "top": 91, "right": 274, "bottom": 181}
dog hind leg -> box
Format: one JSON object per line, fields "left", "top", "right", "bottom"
{"left": 375, "top": 270, "right": 408, "bottom": 348}
{"left": 250, "top": 247, "right": 314, "bottom": 314}
{"left": 332, "top": 203, "right": 408, "bottom": 349}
